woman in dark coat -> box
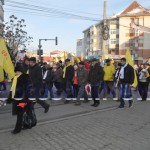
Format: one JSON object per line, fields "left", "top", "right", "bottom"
{"left": 8, "top": 64, "right": 34, "bottom": 134}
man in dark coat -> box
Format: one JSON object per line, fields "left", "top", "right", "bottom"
{"left": 29, "top": 57, "right": 50, "bottom": 113}
{"left": 63, "top": 59, "right": 74, "bottom": 103}
{"left": 88, "top": 58, "right": 104, "bottom": 107}
{"left": 119, "top": 58, "right": 134, "bottom": 108}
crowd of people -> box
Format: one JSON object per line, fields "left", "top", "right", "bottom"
{"left": 0, "top": 56, "right": 150, "bottom": 134}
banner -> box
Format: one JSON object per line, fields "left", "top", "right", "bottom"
{"left": 125, "top": 48, "right": 138, "bottom": 88}
{"left": 0, "top": 38, "right": 15, "bottom": 80}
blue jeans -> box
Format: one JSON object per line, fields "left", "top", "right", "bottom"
{"left": 43, "top": 87, "right": 54, "bottom": 99}
{"left": 0, "top": 82, "right": 6, "bottom": 91}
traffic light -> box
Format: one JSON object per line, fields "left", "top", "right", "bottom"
{"left": 55, "top": 36, "right": 58, "bottom": 45}
{"left": 37, "top": 49, "right": 43, "bottom": 55}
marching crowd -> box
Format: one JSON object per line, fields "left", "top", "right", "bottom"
{"left": 0, "top": 56, "right": 150, "bottom": 134}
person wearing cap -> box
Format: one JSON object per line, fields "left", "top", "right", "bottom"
{"left": 88, "top": 58, "right": 104, "bottom": 107}
{"left": 138, "top": 63, "right": 149, "bottom": 101}
{"left": 22, "top": 57, "right": 30, "bottom": 74}
{"left": 103, "top": 59, "right": 116, "bottom": 100}
{"left": 63, "top": 59, "right": 74, "bottom": 103}
{"left": 75, "top": 61, "right": 88, "bottom": 105}
{"left": 29, "top": 57, "right": 50, "bottom": 113}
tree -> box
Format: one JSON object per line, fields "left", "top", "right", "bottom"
{"left": 0, "top": 15, "right": 33, "bottom": 61}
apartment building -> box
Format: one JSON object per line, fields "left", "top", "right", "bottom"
{"left": 109, "top": 1, "right": 150, "bottom": 61}
{"left": 76, "top": 39, "right": 84, "bottom": 57}
{"left": 82, "top": 21, "right": 103, "bottom": 59}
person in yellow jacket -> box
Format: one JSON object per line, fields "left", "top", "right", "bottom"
{"left": 103, "top": 59, "right": 116, "bottom": 100}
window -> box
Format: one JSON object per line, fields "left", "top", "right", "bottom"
{"left": 135, "top": 29, "right": 139, "bottom": 36}
{"left": 135, "top": 18, "right": 139, "bottom": 25}
{"left": 131, "top": 18, "right": 134, "bottom": 23}
{"left": 129, "top": 39, "right": 135, "bottom": 47}
{"left": 111, "top": 39, "right": 116, "bottom": 44}
{"left": 110, "top": 29, "right": 116, "bottom": 35}
{"left": 110, "top": 20, "right": 117, "bottom": 25}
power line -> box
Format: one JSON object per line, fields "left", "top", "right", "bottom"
{"left": 5, "top": 0, "right": 100, "bottom": 21}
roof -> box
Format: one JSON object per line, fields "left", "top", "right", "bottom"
{"left": 110, "top": 1, "right": 150, "bottom": 19}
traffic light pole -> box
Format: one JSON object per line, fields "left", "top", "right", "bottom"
{"left": 38, "top": 37, "right": 58, "bottom": 62}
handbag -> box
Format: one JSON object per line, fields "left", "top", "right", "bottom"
{"left": 23, "top": 109, "right": 37, "bottom": 128}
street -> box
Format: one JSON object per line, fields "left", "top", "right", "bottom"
{"left": 0, "top": 98, "right": 150, "bottom": 150}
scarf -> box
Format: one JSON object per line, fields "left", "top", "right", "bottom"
{"left": 10, "top": 73, "right": 22, "bottom": 98}
{"left": 139, "top": 68, "right": 147, "bottom": 80}
{"left": 63, "top": 63, "right": 71, "bottom": 78}
{"left": 120, "top": 63, "right": 128, "bottom": 79}
{"left": 43, "top": 70, "right": 48, "bottom": 80}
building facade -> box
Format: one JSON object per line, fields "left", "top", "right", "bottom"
{"left": 81, "top": 1, "right": 150, "bottom": 61}
{"left": 76, "top": 39, "right": 84, "bottom": 58}
{"left": 82, "top": 21, "right": 103, "bottom": 59}
{"left": 109, "top": 1, "right": 150, "bottom": 61}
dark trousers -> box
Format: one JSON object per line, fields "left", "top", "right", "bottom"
{"left": 65, "top": 81, "right": 73, "bottom": 98}
{"left": 73, "top": 84, "right": 79, "bottom": 98}
{"left": 138, "top": 82, "right": 148, "bottom": 100}
{"left": 0, "top": 82, "right": 6, "bottom": 91}
{"left": 54, "top": 82, "right": 62, "bottom": 95}
{"left": 91, "top": 86, "right": 99, "bottom": 104}
{"left": 35, "top": 87, "right": 49, "bottom": 109}
{"left": 14, "top": 107, "right": 25, "bottom": 132}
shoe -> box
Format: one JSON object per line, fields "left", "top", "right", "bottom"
{"left": 75, "top": 101, "right": 81, "bottom": 105}
{"left": 129, "top": 101, "right": 133, "bottom": 108}
{"left": 94, "top": 103, "right": 100, "bottom": 107}
{"left": 141, "top": 99, "right": 146, "bottom": 101}
{"left": 83, "top": 100, "right": 90, "bottom": 103}
{"left": 64, "top": 100, "right": 69, "bottom": 104}
{"left": 91, "top": 104, "right": 96, "bottom": 107}
{"left": 44, "top": 105, "right": 50, "bottom": 113}
{"left": 118, "top": 105, "right": 124, "bottom": 108}
{"left": 11, "top": 130, "right": 20, "bottom": 134}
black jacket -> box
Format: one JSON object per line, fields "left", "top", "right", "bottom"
{"left": 29, "top": 64, "right": 43, "bottom": 88}
{"left": 120, "top": 64, "right": 134, "bottom": 84}
{"left": 88, "top": 63, "right": 104, "bottom": 86}
{"left": 44, "top": 68, "right": 54, "bottom": 88}
{"left": 64, "top": 65, "right": 74, "bottom": 83}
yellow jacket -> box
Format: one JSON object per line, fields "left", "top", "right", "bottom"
{"left": 104, "top": 64, "right": 115, "bottom": 81}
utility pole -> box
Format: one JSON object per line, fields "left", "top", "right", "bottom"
{"left": 102, "top": 0, "right": 109, "bottom": 60}
{"left": 38, "top": 37, "right": 58, "bottom": 62}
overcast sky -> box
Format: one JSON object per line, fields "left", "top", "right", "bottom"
{"left": 4, "top": 0, "right": 150, "bottom": 53}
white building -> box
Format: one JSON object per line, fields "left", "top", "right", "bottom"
{"left": 82, "top": 21, "right": 103, "bottom": 59}
{"left": 76, "top": 39, "right": 84, "bottom": 58}
{"left": 109, "top": 1, "right": 150, "bottom": 62}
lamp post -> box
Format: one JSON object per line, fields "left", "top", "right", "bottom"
{"left": 38, "top": 37, "right": 58, "bottom": 62}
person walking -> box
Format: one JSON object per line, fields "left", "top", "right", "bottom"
{"left": 63, "top": 59, "right": 74, "bottom": 104}
{"left": 88, "top": 58, "right": 104, "bottom": 107}
{"left": 103, "top": 59, "right": 116, "bottom": 100}
{"left": 119, "top": 58, "right": 134, "bottom": 108}
{"left": 73, "top": 64, "right": 79, "bottom": 99}
{"left": 138, "top": 63, "right": 149, "bottom": 101}
{"left": 75, "top": 62, "right": 88, "bottom": 105}
{"left": 29, "top": 57, "right": 50, "bottom": 113}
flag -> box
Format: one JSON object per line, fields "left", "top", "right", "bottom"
{"left": 125, "top": 48, "right": 138, "bottom": 88}
{"left": 0, "top": 66, "right": 4, "bottom": 82}
{"left": 0, "top": 38, "right": 15, "bottom": 80}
